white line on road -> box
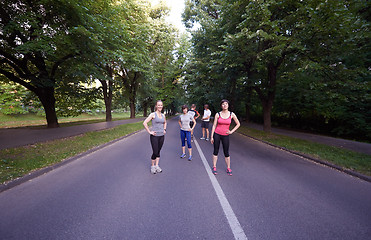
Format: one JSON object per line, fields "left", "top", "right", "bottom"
{"left": 194, "top": 139, "right": 248, "bottom": 240}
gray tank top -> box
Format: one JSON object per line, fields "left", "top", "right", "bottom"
{"left": 152, "top": 112, "right": 165, "bottom": 136}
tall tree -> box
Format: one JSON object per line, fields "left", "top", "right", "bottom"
{"left": 0, "top": 0, "right": 100, "bottom": 127}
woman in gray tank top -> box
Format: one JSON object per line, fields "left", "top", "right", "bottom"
{"left": 178, "top": 105, "right": 196, "bottom": 161}
{"left": 143, "top": 100, "right": 167, "bottom": 174}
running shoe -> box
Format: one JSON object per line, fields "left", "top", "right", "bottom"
{"left": 188, "top": 155, "right": 192, "bottom": 161}
{"left": 226, "top": 168, "right": 232, "bottom": 176}
{"left": 206, "top": 138, "right": 209, "bottom": 141}
{"left": 200, "top": 137, "right": 205, "bottom": 140}
{"left": 212, "top": 167, "right": 217, "bottom": 175}
{"left": 150, "top": 166, "right": 157, "bottom": 174}
{"left": 156, "top": 165, "right": 162, "bottom": 173}
{"left": 180, "top": 153, "right": 186, "bottom": 158}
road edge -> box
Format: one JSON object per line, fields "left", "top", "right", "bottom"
{"left": 0, "top": 129, "right": 144, "bottom": 194}
{"left": 238, "top": 132, "right": 371, "bottom": 183}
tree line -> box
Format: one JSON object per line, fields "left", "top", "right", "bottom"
{"left": 0, "top": 0, "right": 188, "bottom": 127}
{"left": 1, "top": 0, "right": 370, "bottom": 141}
{"left": 182, "top": 0, "right": 370, "bottom": 141}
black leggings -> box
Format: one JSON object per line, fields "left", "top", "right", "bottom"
{"left": 150, "top": 135, "right": 165, "bottom": 160}
{"left": 213, "top": 133, "right": 230, "bottom": 157}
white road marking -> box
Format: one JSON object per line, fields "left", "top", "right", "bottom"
{"left": 194, "top": 139, "right": 248, "bottom": 240}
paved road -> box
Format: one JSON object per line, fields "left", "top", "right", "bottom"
{"left": 0, "top": 118, "right": 144, "bottom": 150}
{"left": 0, "top": 118, "right": 370, "bottom": 239}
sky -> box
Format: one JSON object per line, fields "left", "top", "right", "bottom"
{"left": 149, "top": 0, "right": 187, "bottom": 33}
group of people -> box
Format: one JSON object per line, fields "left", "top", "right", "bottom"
{"left": 143, "top": 100, "right": 240, "bottom": 176}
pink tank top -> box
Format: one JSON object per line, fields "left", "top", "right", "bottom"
{"left": 215, "top": 112, "right": 232, "bottom": 136}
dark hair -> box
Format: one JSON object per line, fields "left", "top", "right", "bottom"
{"left": 191, "top": 104, "right": 196, "bottom": 108}
{"left": 181, "top": 104, "right": 188, "bottom": 110}
{"left": 204, "top": 104, "right": 209, "bottom": 109}
{"left": 220, "top": 99, "right": 229, "bottom": 107}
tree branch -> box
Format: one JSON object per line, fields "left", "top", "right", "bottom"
{"left": 51, "top": 53, "right": 75, "bottom": 78}
{"left": 0, "top": 69, "right": 36, "bottom": 92}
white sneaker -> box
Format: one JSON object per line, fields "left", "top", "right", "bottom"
{"left": 151, "top": 166, "right": 157, "bottom": 174}
{"left": 200, "top": 137, "right": 205, "bottom": 140}
{"left": 156, "top": 165, "right": 162, "bottom": 173}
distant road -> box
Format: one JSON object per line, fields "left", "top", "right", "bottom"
{"left": 0, "top": 118, "right": 144, "bottom": 150}
{"left": 0, "top": 118, "right": 370, "bottom": 239}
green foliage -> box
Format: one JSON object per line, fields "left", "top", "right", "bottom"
{"left": 0, "top": 83, "right": 28, "bottom": 115}
{"left": 183, "top": 0, "right": 371, "bottom": 140}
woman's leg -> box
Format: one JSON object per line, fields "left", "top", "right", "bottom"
{"left": 186, "top": 131, "right": 192, "bottom": 156}
{"left": 221, "top": 135, "right": 231, "bottom": 168}
{"left": 213, "top": 133, "right": 221, "bottom": 167}
{"left": 155, "top": 135, "right": 165, "bottom": 165}
{"left": 180, "top": 130, "right": 186, "bottom": 154}
{"left": 150, "top": 135, "right": 158, "bottom": 166}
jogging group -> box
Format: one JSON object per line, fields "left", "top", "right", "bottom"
{"left": 143, "top": 99, "right": 241, "bottom": 176}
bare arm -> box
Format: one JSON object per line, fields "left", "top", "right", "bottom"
{"left": 191, "top": 118, "right": 196, "bottom": 131}
{"left": 143, "top": 113, "right": 155, "bottom": 135}
{"left": 195, "top": 111, "right": 200, "bottom": 119}
{"left": 210, "top": 113, "right": 218, "bottom": 144}
{"left": 227, "top": 113, "right": 241, "bottom": 134}
{"left": 163, "top": 115, "right": 167, "bottom": 134}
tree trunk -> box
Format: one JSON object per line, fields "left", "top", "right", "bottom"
{"left": 245, "top": 87, "right": 252, "bottom": 122}
{"left": 262, "top": 63, "right": 278, "bottom": 132}
{"left": 37, "top": 87, "right": 59, "bottom": 128}
{"left": 245, "top": 102, "right": 250, "bottom": 123}
{"left": 262, "top": 100, "right": 273, "bottom": 132}
{"left": 143, "top": 102, "right": 148, "bottom": 117}
{"left": 100, "top": 79, "right": 113, "bottom": 122}
{"left": 130, "top": 98, "right": 135, "bottom": 118}
{"left": 229, "top": 76, "right": 237, "bottom": 112}
{"left": 254, "top": 63, "right": 278, "bottom": 132}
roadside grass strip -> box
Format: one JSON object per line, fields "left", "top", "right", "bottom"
{"left": 0, "top": 122, "right": 144, "bottom": 184}
{"left": 0, "top": 112, "right": 134, "bottom": 128}
{"left": 194, "top": 139, "right": 248, "bottom": 240}
{"left": 238, "top": 126, "right": 371, "bottom": 177}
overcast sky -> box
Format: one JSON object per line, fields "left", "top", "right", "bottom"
{"left": 149, "top": 0, "right": 186, "bottom": 33}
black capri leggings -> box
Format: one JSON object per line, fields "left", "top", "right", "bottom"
{"left": 150, "top": 135, "right": 165, "bottom": 160}
{"left": 213, "top": 133, "right": 230, "bottom": 157}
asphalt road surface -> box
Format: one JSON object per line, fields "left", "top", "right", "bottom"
{"left": 0, "top": 117, "right": 370, "bottom": 240}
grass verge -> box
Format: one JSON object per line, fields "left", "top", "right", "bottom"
{"left": 238, "top": 126, "right": 371, "bottom": 177}
{"left": 0, "top": 112, "right": 140, "bottom": 128}
{"left": 0, "top": 121, "right": 144, "bottom": 184}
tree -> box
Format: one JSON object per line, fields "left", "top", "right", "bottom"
{"left": 184, "top": 0, "right": 370, "bottom": 137}
{"left": 0, "top": 0, "right": 102, "bottom": 127}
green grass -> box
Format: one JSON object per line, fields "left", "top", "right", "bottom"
{"left": 0, "top": 112, "right": 140, "bottom": 128}
{"left": 238, "top": 126, "right": 371, "bottom": 177}
{"left": 0, "top": 121, "right": 144, "bottom": 184}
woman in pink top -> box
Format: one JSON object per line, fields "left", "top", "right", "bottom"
{"left": 210, "top": 99, "right": 240, "bottom": 175}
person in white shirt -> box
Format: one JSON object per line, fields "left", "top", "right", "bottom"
{"left": 200, "top": 104, "right": 211, "bottom": 141}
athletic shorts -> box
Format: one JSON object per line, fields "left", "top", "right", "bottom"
{"left": 201, "top": 121, "right": 209, "bottom": 129}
